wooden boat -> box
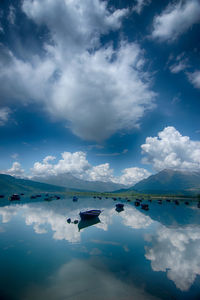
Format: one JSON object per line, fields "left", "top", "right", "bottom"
{"left": 79, "top": 210, "right": 101, "bottom": 219}
{"left": 73, "top": 196, "right": 78, "bottom": 201}
{"left": 9, "top": 194, "right": 20, "bottom": 201}
{"left": 141, "top": 204, "right": 149, "bottom": 211}
{"left": 116, "top": 203, "right": 124, "bottom": 209}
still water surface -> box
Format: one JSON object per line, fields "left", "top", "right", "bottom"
{"left": 0, "top": 196, "right": 200, "bottom": 300}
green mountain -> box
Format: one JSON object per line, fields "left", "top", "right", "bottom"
{"left": 0, "top": 174, "right": 68, "bottom": 195}
{"left": 132, "top": 169, "right": 200, "bottom": 195}
{"left": 31, "top": 173, "right": 126, "bottom": 192}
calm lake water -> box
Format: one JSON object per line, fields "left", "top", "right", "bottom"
{"left": 0, "top": 196, "right": 200, "bottom": 300}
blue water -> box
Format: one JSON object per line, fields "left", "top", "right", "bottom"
{"left": 0, "top": 196, "right": 200, "bottom": 300}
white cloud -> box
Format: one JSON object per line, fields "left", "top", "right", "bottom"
{"left": 0, "top": 0, "right": 155, "bottom": 142}
{"left": 187, "top": 70, "right": 200, "bottom": 89}
{"left": 0, "top": 107, "right": 10, "bottom": 126}
{"left": 24, "top": 258, "right": 159, "bottom": 300}
{"left": 169, "top": 59, "right": 188, "bottom": 74}
{"left": 2, "top": 162, "right": 25, "bottom": 177}
{"left": 145, "top": 224, "right": 200, "bottom": 291}
{"left": 132, "top": 0, "right": 151, "bottom": 14}
{"left": 118, "top": 167, "right": 151, "bottom": 186}
{"left": 152, "top": 0, "right": 200, "bottom": 42}
{"left": 141, "top": 126, "right": 200, "bottom": 171}
{"left": 8, "top": 5, "right": 16, "bottom": 25}
{"left": 30, "top": 151, "right": 150, "bottom": 186}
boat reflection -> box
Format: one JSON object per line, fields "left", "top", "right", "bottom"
{"left": 78, "top": 217, "right": 100, "bottom": 231}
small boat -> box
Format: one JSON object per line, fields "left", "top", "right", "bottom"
{"left": 10, "top": 194, "right": 20, "bottom": 201}
{"left": 134, "top": 201, "right": 140, "bottom": 207}
{"left": 73, "top": 196, "right": 78, "bottom": 202}
{"left": 44, "top": 197, "right": 51, "bottom": 201}
{"left": 116, "top": 203, "right": 124, "bottom": 209}
{"left": 80, "top": 210, "right": 101, "bottom": 220}
{"left": 30, "top": 195, "right": 36, "bottom": 199}
{"left": 141, "top": 204, "right": 149, "bottom": 211}
{"left": 0, "top": 195, "right": 4, "bottom": 198}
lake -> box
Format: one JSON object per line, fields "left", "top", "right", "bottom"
{"left": 0, "top": 196, "right": 200, "bottom": 300}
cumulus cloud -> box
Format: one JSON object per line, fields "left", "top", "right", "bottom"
{"left": 141, "top": 126, "right": 200, "bottom": 172}
{"left": 0, "top": 107, "right": 10, "bottom": 126}
{"left": 145, "top": 224, "right": 200, "bottom": 291}
{"left": 132, "top": 0, "right": 151, "bottom": 14}
{"left": 30, "top": 151, "right": 150, "bottom": 186}
{"left": 2, "top": 162, "right": 25, "bottom": 177}
{"left": 118, "top": 167, "right": 151, "bottom": 185}
{"left": 0, "top": 0, "right": 155, "bottom": 141}
{"left": 187, "top": 70, "right": 200, "bottom": 89}
{"left": 152, "top": 0, "right": 200, "bottom": 42}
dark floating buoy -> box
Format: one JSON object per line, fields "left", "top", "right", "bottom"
{"left": 197, "top": 202, "right": 200, "bottom": 208}
{"left": 0, "top": 195, "right": 4, "bottom": 198}
{"left": 73, "top": 196, "right": 78, "bottom": 202}
{"left": 174, "top": 200, "right": 179, "bottom": 205}
{"left": 67, "top": 218, "right": 71, "bottom": 223}
{"left": 134, "top": 201, "right": 140, "bottom": 207}
{"left": 185, "top": 201, "right": 189, "bottom": 205}
{"left": 127, "top": 199, "right": 131, "bottom": 202}
{"left": 74, "top": 220, "right": 79, "bottom": 224}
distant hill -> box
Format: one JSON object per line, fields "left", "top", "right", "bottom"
{"left": 31, "top": 173, "right": 126, "bottom": 192}
{"left": 0, "top": 174, "right": 69, "bottom": 195}
{"left": 131, "top": 169, "right": 200, "bottom": 195}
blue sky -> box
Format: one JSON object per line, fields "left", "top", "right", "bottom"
{"left": 0, "top": 0, "right": 200, "bottom": 185}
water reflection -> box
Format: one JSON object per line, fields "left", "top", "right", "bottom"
{"left": 23, "top": 258, "right": 160, "bottom": 300}
{"left": 145, "top": 224, "right": 200, "bottom": 291}
{"left": 78, "top": 217, "right": 101, "bottom": 231}
{"left": 0, "top": 197, "right": 200, "bottom": 299}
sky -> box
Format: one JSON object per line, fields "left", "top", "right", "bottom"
{"left": 0, "top": 0, "right": 200, "bottom": 186}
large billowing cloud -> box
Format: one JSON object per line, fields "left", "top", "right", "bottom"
{"left": 151, "top": 0, "right": 200, "bottom": 42}
{"left": 141, "top": 126, "right": 200, "bottom": 172}
{"left": 0, "top": 0, "right": 155, "bottom": 141}
{"left": 1, "top": 151, "right": 150, "bottom": 186}
{"left": 145, "top": 224, "right": 200, "bottom": 291}
{"left": 30, "top": 151, "right": 150, "bottom": 185}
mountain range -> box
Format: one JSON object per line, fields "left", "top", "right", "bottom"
{"left": 0, "top": 174, "right": 68, "bottom": 195}
{"left": 132, "top": 169, "right": 200, "bottom": 195}
{"left": 31, "top": 173, "right": 126, "bottom": 192}
{"left": 1, "top": 169, "right": 200, "bottom": 195}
